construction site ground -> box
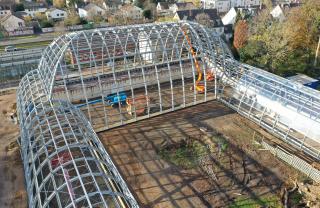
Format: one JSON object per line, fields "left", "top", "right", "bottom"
{"left": 1, "top": 89, "right": 319, "bottom": 208}
{"left": 99, "top": 101, "right": 316, "bottom": 208}
{"left": 0, "top": 90, "right": 27, "bottom": 208}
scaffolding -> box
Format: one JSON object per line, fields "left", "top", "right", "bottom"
{"left": 17, "top": 21, "right": 320, "bottom": 207}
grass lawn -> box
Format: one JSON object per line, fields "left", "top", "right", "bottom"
{"left": 2, "top": 35, "right": 38, "bottom": 40}
{"left": 159, "top": 140, "right": 208, "bottom": 169}
{"left": 229, "top": 195, "right": 282, "bottom": 208}
{"left": 0, "top": 40, "right": 51, "bottom": 52}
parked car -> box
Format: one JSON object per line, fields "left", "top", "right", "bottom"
{"left": 4, "top": 46, "right": 17, "bottom": 52}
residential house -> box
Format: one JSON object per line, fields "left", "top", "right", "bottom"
{"left": 46, "top": 8, "right": 67, "bottom": 21}
{"left": 202, "top": 0, "right": 230, "bottom": 13}
{"left": 157, "top": 2, "right": 196, "bottom": 17}
{"left": 120, "top": 5, "right": 143, "bottom": 20}
{"left": 222, "top": 6, "right": 259, "bottom": 25}
{"left": 82, "top": 0, "right": 121, "bottom": 11}
{"left": 270, "top": 5, "right": 285, "bottom": 21}
{"left": 0, "top": 9, "right": 11, "bottom": 17}
{"left": 78, "top": 3, "right": 106, "bottom": 18}
{"left": 1, "top": 13, "right": 25, "bottom": 31}
{"left": 221, "top": 7, "right": 237, "bottom": 25}
{"left": 230, "top": 0, "right": 261, "bottom": 8}
{"left": 156, "top": 2, "right": 172, "bottom": 17}
{"left": 274, "top": 0, "right": 301, "bottom": 7}
{"left": 23, "top": 1, "right": 47, "bottom": 18}
{"left": 0, "top": 0, "right": 15, "bottom": 10}
{"left": 169, "top": 2, "right": 197, "bottom": 13}
{"left": 202, "top": 0, "right": 261, "bottom": 13}
{"left": 0, "top": 13, "right": 34, "bottom": 36}
{"left": 104, "top": 0, "right": 122, "bottom": 11}
{"left": 174, "top": 9, "right": 225, "bottom": 35}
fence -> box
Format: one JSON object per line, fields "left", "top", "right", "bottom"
{"left": 7, "top": 28, "right": 34, "bottom": 37}
{"left": 41, "top": 27, "right": 54, "bottom": 33}
{"left": 261, "top": 140, "right": 320, "bottom": 183}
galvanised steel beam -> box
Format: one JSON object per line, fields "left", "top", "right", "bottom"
{"left": 17, "top": 21, "right": 320, "bottom": 208}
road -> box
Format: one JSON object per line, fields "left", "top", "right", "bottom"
{"left": 0, "top": 47, "right": 44, "bottom": 89}
{"left": 0, "top": 33, "right": 55, "bottom": 47}
{"left": 0, "top": 48, "right": 43, "bottom": 68}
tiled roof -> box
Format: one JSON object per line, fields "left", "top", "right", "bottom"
{"left": 176, "top": 9, "right": 223, "bottom": 27}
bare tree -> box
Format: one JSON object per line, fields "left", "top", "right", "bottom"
{"left": 53, "top": 0, "right": 66, "bottom": 8}
{"left": 54, "top": 21, "right": 66, "bottom": 34}
{"left": 24, "top": 16, "right": 32, "bottom": 24}
{"left": 64, "top": 11, "right": 80, "bottom": 26}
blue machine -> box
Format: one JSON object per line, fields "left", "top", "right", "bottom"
{"left": 287, "top": 74, "right": 319, "bottom": 89}
{"left": 105, "top": 92, "right": 127, "bottom": 105}
{"left": 76, "top": 92, "right": 127, "bottom": 108}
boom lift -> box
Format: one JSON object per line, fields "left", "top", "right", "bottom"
{"left": 181, "top": 28, "right": 214, "bottom": 93}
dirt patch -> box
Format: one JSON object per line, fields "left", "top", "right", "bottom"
{"left": 98, "top": 101, "right": 307, "bottom": 207}
{"left": 0, "top": 91, "right": 27, "bottom": 208}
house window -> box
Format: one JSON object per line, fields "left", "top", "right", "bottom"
{"left": 57, "top": 14, "right": 60, "bottom": 16}
{"left": 18, "top": 22, "right": 23, "bottom": 27}
{"left": 61, "top": 13, "right": 64, "bottom": 16}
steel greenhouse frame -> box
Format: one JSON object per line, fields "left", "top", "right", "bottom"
{"left": 35, "top": 21, "right": 232, "bottom": 131}
{"left": 17, "top": 21, "right": 320, "bottom": 207}
{"left": 17, "top": 70, "right": 139, "bottom": 208}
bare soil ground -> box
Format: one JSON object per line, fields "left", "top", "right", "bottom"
{"left": 99, "top": 101, "right": 304, "bottom": 208}
{"left": 0, "top": 90, "right": 27, "bottom": 208}
{"left": 0, "top": 89, "right": 317, "bottom": 207}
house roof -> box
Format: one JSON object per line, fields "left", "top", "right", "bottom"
{"left": 270, "top": 5, "right": 285, "bottom": 19}
{"left": 120, "top": 4, "right": 142, "bottom": 12}
{"left": 0, "top": 0, "right": 15, "bottom": 6}
{"left": 24, "top": 1, "right": 46, "bottom": 9}
{"left": 234, "top": 5, "right": 262, "bottom": 10}
{"left": 0, "top": 13, "right": 23, "bottom": 23}
{"left": 14, "top": 11, "right": 28, "bottom": 19}
{"left": 174, "top": 2, "right": 196, "bottom": 9}
{"left": 104, "top": 0, "right": 122, "bottom": 8}
{"left": 222, "top": 7, "right": 237, "bottom": 25}
{"left": 46, "top": 8, "right": 65, "bottom": 13}
{"left": 0, "top": 13, "right": 11, "bottom": 22}
{"left": 158, "top": 2, "right": 170, "bottom": 10}
{"left": 274, "top": 0, "right": 301, "bottom": 5}
{"left": 175, "top": 9, "right": 223, "bottom": 27}
{"left": 84, "top": 3, "right": 103, "bottom": 11}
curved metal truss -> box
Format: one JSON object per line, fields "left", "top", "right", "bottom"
{"left": 17, "top": 70, "right": 139, "bottom": 207}
{"left": 218, "top": 60, "right": 320, "bottom": 159}
{"left": 36, "top": 21, "right": 232, "bottom": 131}
{"left": 17, "top": 21, "right": 320, "bottom": 207}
